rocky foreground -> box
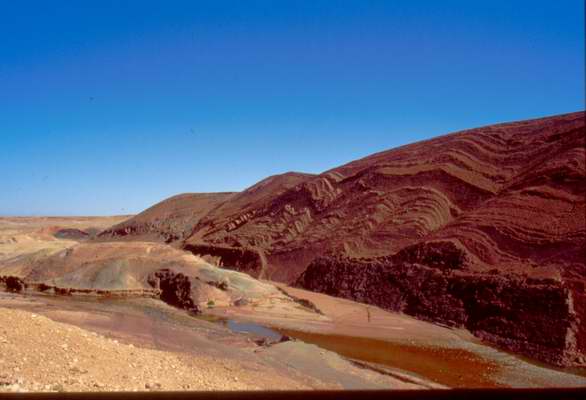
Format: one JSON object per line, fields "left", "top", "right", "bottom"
{"left": 0, "top": 291, "right": 443, "bottom": 393}
{"left": 0, "top": 308, "right": 261, "bottom": 392}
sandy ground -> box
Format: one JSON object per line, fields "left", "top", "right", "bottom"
{"left": 0, "top": 216, "right": 128, "bottom": 262}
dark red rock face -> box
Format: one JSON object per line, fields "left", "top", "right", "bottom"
{"left": 0, "top": 276, "right": 26, "bottom": 292}
{"left": 147, "top": 269, "right": 201, "bottom": 314}
{"left": 102, "top": 111, "right": 586, "bottom": 366}
{"left": 183, "top": 244, "right": 264, "bottom": 277}
{"left": 53, "top": 228, "right": 90, "bottom": 240}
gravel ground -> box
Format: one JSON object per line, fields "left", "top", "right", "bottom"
{"left": 0, "top": 307, "right": 309, "bottom": 393}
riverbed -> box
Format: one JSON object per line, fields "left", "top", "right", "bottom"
{"left": 1, "top": 289, "right": 585, "bottom": 389}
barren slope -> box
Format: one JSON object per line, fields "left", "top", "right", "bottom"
{"left": 99, "top": 173, "right": 315, "bottom": 245}
{"left": 0, "top": 216, "right": 129, "bottom": 263}
{"left": 0, "top": 241, "right": 320, "bottom": 318}
{"left": 99, "top": 193, "right": 234, "bottom": 243}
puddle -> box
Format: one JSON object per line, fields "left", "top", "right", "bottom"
{"left": 226, "top": 320, "right": 282, "bottom": 341}
{"left": 194, "top": 313, "right": 283, "bottom": 342}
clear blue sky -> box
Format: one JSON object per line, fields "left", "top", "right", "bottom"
{"left": 1, "top": 0, "right": 584, "bottom": 216}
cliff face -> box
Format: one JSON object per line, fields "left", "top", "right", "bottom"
{"left": 296, "top": 251, "right": 583, "bottom": 367}
{"left": 101, "top": 111, "right": 586, "bottom": 365}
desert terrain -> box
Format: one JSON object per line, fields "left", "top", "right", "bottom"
{"left": 0, "top": 216, "right": 128, "bottom": 263}
{"left": 0, "top": 217, "right": 438, "bottom": 392}
{"left": 1, "top": 219, "right": 585, "bottom": 392}
{"left": 1, "top": 112, "right": 585, "bottom": 392}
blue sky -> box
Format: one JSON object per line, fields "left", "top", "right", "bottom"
{"left": 1, "top": 0, "right": 584, "bottom": 216}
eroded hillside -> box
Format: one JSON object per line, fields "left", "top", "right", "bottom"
{"left": 98, "top": 112, "right": 586, "bottom": 366}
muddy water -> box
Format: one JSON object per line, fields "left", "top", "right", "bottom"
{"left": 194, "top": 314, "right": 284, "bottom": 341}
{"left": 226, "top": 320, "right": 282, "bottom": 341}
{"left": 276, "top": 329, "right": 499, "bottom": 388}
{"left": 196, "top": 313, "right": 499, "bottom": 387}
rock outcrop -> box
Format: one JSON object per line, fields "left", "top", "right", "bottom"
{"left": 147, "top": 269, "right": 201, "bottom": 314}
{"left": 183, "top": 244, "right": 264, "bottom": 277}
{"left": 53, "top": 229, "right": 90, "bottom": 240}
{"left": 0, "top": 276, "right": 25, "bottom": 292}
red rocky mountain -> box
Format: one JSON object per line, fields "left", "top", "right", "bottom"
{"left": 101, "top": 111, "right": 586, "bottom": 366}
